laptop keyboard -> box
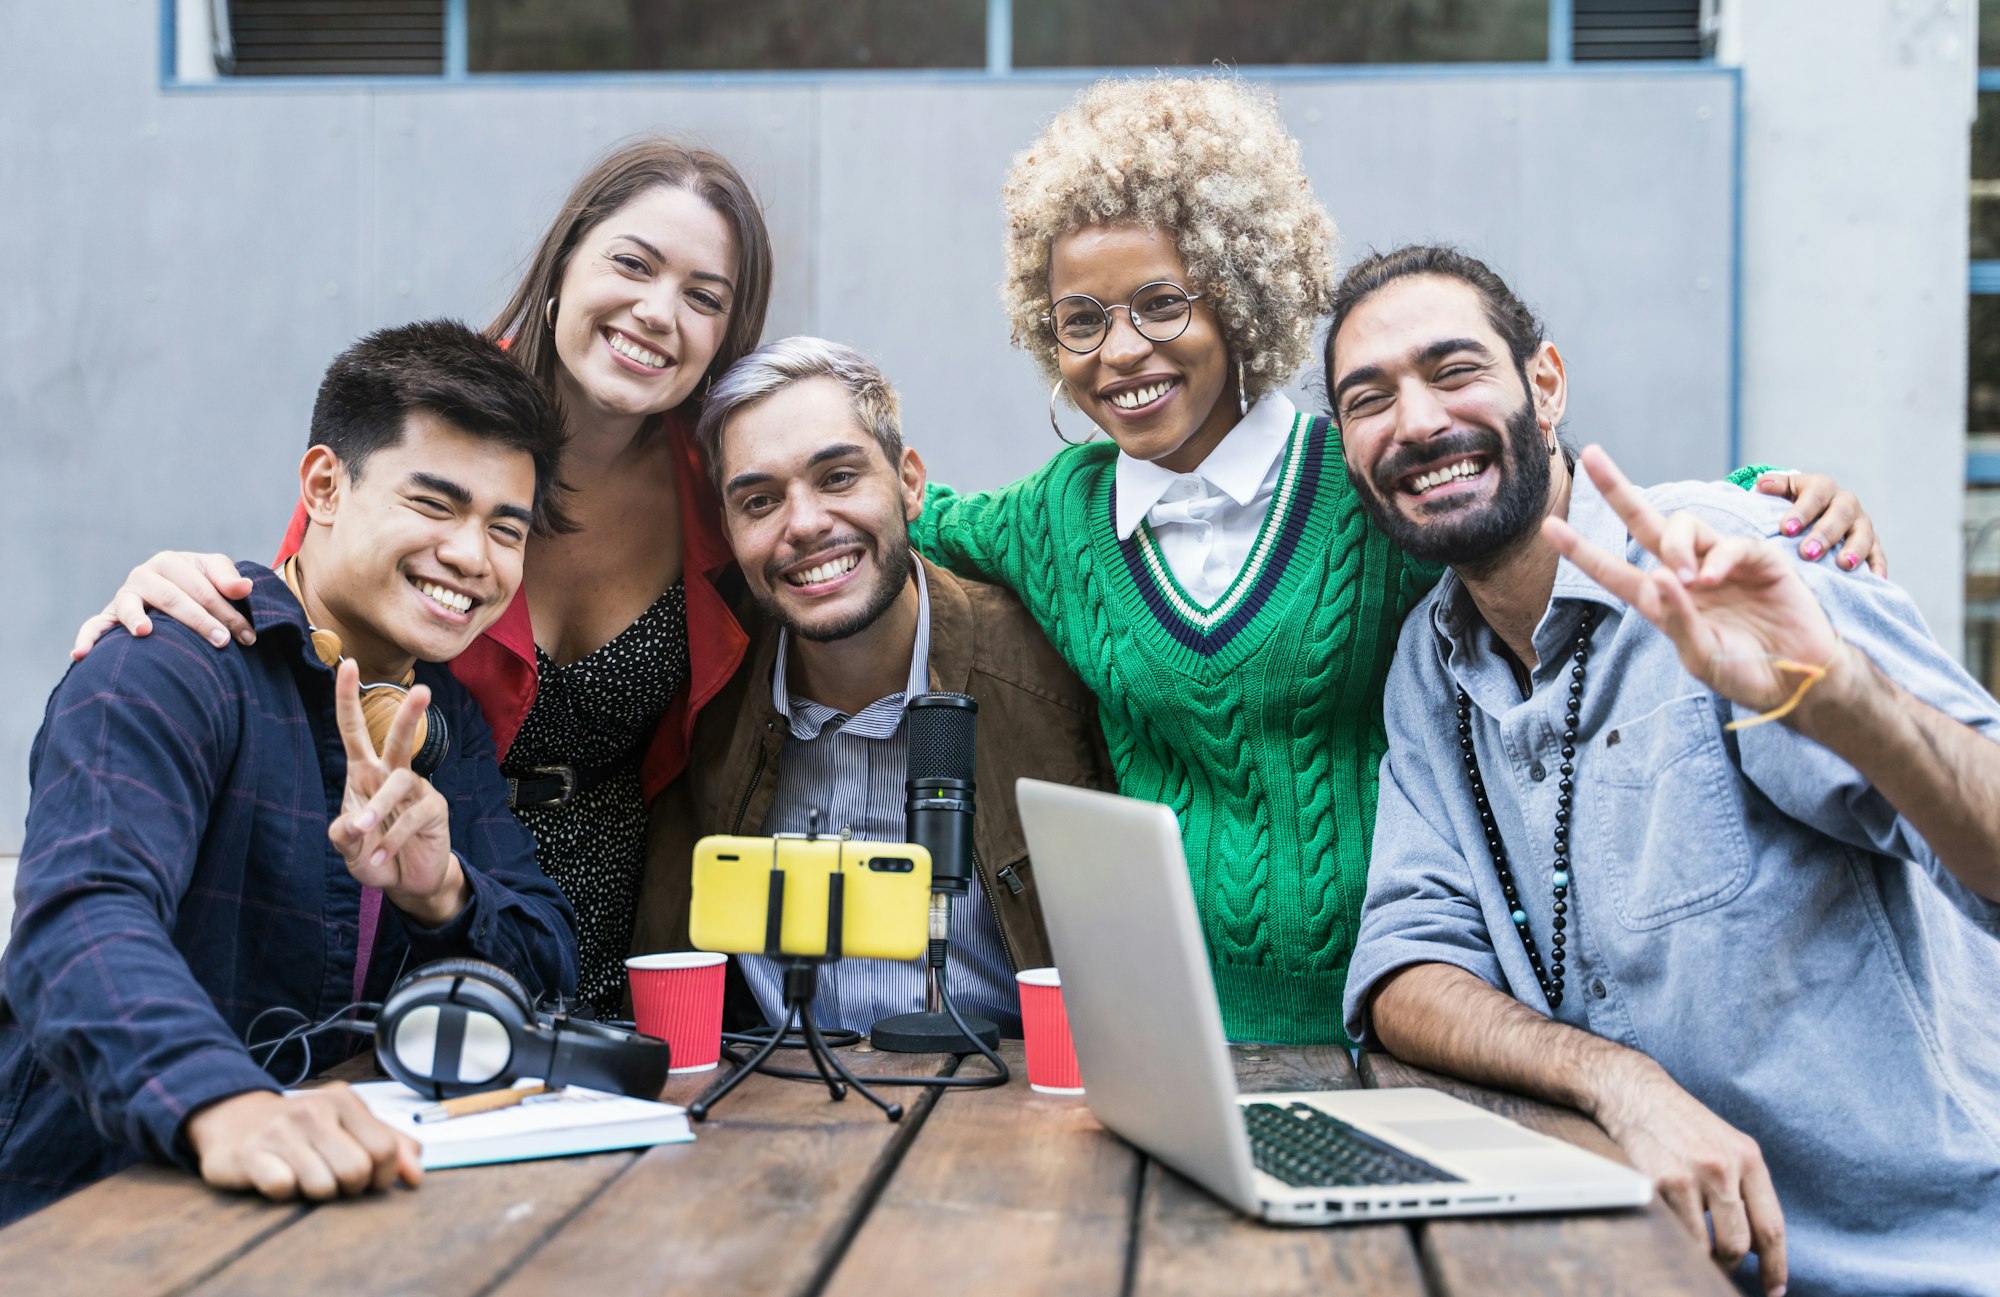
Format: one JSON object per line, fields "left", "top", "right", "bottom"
{"left": 1243, "top": 1101, "right": 1464, "bottom": 1189}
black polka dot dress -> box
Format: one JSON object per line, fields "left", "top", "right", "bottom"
{"left": 502, "top": 585, "right": 689, "bottom": 1015}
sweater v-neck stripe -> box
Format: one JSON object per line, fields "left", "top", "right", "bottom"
{"left": 1113, "top": 412, "right": 1323, "bottom": 658}
{"left": 906, "top": 415, "right": 1444, "bottom": 1045}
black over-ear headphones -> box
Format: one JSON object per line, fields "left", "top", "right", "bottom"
{"left": 409, "top": 705, "right": 450, "bottom": 778}
{"left": 375, "top": 959, "right": 672, "bottom": 1101}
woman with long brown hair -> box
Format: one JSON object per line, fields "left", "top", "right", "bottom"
{"left": 75, "top": 137, "right": 773, "bottom": 1013}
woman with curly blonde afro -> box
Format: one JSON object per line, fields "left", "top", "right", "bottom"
{"left": 908, "top": 75, "right": 1433, "bottom": 1046}
{"left": 910, "top": 75, "right": 1872, "bottom": 1046}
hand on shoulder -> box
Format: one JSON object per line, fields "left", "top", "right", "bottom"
{"left": 71, "top": 551, "right": 254, "bottom": 660}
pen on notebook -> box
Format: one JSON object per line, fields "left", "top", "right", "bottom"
{"left": 414, "top": 1083, "right": 550, "bottom": 1124}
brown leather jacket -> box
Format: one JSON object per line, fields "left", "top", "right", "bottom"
{"left": 632, "top": 557, "right": 1114, "bottom": 976}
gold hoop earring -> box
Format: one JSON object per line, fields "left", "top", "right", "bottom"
{"left": 1237, "top": 358, "right": 1249, "bottom": 418}
{"left": 1050, "top": 379, "right": 1096, "bottom": 447}
{"left": 544, "top": 297, "right": 558, "bottom": 331}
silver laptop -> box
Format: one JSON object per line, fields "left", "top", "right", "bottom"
{"left": 1015, "top": 778, "right": 1653, "bottom": 1225}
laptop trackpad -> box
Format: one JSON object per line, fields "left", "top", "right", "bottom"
{"left": 1379, "top": 1117, "right": 1547, "bottom": 1151}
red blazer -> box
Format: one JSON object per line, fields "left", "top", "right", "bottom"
{"left": 276, "top": 410, "right": 746, "bottom": 800}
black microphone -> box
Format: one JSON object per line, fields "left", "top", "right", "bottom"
{"left": 872, "top": 691, "right": 1001, "bottom": 1057}
{"left": 905, "top": 693, "right": 977, "bottom": 895}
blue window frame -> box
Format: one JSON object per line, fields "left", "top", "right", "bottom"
{"left": 1973, "top": 68, "right": 2000, "bottom": 486}
{"left": 161, "top": 0, "right": 1712, "bottom": 87}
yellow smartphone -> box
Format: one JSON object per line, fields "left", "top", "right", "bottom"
{"left": 688, "top": 835, "right": 932, "bottom": 961}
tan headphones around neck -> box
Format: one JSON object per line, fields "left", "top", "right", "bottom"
{"left": 279, "top": 556, "right": 434, "bottom": 766}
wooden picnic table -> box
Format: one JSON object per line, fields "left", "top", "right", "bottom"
{"left": 0, "top": 1041, "right": 1734, "bottom": 1296}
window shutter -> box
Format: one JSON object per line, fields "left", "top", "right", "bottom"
{"left": 1572, "top": 0, "right": 1710, "bottom": 62}
{"left": 221, "top": 0, "right": 445, "bottom": 76}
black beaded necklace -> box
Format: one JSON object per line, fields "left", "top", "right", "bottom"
{"left": 1454, "top": 606, "right": 1602, "bottom": 1010}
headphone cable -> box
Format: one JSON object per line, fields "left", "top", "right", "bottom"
{"left": 244, "top": 1000, "right": 381, "bottom": 1087}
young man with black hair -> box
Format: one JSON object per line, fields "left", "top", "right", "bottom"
{"left": 0, "top": 321, "right": 578, "bottom": 1224}
{"left": 1328, "top": 248, "right": 2000, "bottom": 1297}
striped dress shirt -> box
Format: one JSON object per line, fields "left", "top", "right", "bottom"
{"left": 740, "top": 563, "right": 1020, "bottom": 1035}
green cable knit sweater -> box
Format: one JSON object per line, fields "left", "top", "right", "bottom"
{"left": 914, "top": 403, "right": 1780, "bottom": 1047}
{"left": 913, "top": 411, "right": 1434, "bottom": 1045}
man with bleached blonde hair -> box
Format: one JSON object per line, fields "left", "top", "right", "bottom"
{"left": 639, "top": 337, "right": 1113, "bottom": 1036}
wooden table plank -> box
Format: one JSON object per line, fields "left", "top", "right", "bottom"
{"left": 5, "top": 1037, "right": 1736, "bottom": 1297}
{"left": 822, "top": 1041, "right": 1138, "bottom": 1297}
{"left": 1359, "top": 1052, "right": 1737, "bottom": 1297}
{"left": 0, "top": 1163, "right": 304, "bottom": 1297}
{"left": 482, "top": 1043, "right": 957, "bottom": 1297}
{"left": 163, "top": 1054, "right": 644, "bottom": 1297}
{"left": 0, "top": 1052, "right": 394, "bottom": 1296}
{"left": 184, "top": 1152, "right": 636, "bottom": 1297}
{"left": 1129, "top": 1045, "right": 1427, "bottom": 1297}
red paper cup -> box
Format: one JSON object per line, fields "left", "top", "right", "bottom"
{"left": 626, "top": 952, "right": 727, "bottom": 1073}
{"left": 1016, "top": 967, "right": 1083, "bottom": 1094}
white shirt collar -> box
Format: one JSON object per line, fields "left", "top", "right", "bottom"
{"left": 1113, "top": 391, "right": 1298, "bottom": 540}
{"left": 771, "top": 560, "right": 931, "bottom": 720}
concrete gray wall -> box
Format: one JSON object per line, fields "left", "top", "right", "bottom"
{"left": 1722, "top": 0, "right": 1975, "bottom": 652}
{"left": 1, "top": 4, "right": 1745, "bottom": 851}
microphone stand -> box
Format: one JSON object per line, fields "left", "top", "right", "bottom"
{"left": 872, "top": 695, "right": 1006, "bottom": 1068}
{"left": 870, "top": 878, "right": 1001, "bottom": 1055}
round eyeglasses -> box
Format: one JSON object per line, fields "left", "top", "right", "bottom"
{"left": 1047, "top": 282, "right": 1201, "bottom": 355}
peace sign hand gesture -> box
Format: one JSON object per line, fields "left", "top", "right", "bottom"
{"left": 1544, "top": 446, "right": 1844, "bottom": 720}
{"left": 327, "top": 660, "right": 469, "bottom": 928}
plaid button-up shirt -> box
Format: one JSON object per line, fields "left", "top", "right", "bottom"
{"left": 0, "top": 564, "right": 577, "bottom": 1224}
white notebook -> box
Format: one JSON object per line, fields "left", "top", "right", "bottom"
{"left": 345, "top": 1081, "right": 694, "bottom": 1170}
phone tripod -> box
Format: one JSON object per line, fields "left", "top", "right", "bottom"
{"left": 687, "top": 811, "right": 1011, "bottom": 1122}
{"left": 688, "top": 867, "right": 910, "bottom": 1122}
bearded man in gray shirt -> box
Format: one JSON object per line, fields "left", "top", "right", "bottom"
{"left": 1327, "top": 247, "right": 2000, "bottom": 1297}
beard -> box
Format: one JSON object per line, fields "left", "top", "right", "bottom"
{"left": 1346, "top": 398, "right": 1552, "bottom": 573}
{"left": 757, "top": 527, "right": 917, "bottom": 644}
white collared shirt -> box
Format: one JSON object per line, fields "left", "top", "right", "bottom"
{"left": 1112, "top": 392, "right": 1298, "bottom": 605}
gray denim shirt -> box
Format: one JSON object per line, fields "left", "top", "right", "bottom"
{"left": 1346, "top": 473, "right": 2000, "bottom": 1297}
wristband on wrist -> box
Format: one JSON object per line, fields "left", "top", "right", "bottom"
{"left": 1724, "top": 637, "right": 1841, "bottom": 731}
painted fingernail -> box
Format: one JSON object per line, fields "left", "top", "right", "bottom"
{"left": 355, "top": 810, "right": 377, "bottom": 831}
{"left": 209, "top": 628, "right": 230, "bottom": 648}
{"left": 1800, "top": 540, "right": 1824, "bottom": 560}
{"left": 1838, "top": 552, "right": 1856, "bottom": 569}
{"left": 1782, "top": 518, "right": 1801, "bottom": 536}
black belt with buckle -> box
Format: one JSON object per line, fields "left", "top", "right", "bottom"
{"left": 506, "top": 742, "right": 646, "bottom": 810}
